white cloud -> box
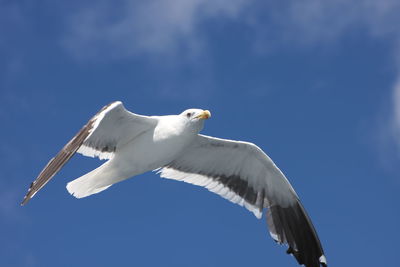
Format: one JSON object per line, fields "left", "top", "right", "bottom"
{"left": 62, "top": 0, "right": 250, "bottom": 61}
{"left": 252, "top": 0, "right": 400, "bottom": 48}
{"left": 62, "top": 1, "right": 400, "bottom": 59}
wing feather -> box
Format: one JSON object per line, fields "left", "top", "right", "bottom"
{"left": 21, "top": 101, "right": 156, "bottom": 205}
{"left": 159, "top": 134, "right": 326, "bottom": 267}
{"left": 77, "top": 101, "right": 156, "bottom": 159}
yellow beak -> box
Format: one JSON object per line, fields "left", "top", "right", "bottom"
{"left": 195, "top": 110, "right": 211, "bottom": 120}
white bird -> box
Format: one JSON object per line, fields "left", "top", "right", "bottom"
{"left": 21, "top": 101, "right": 327, "bottom": 267}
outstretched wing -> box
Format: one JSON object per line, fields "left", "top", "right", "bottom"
{"left": 159, "top": 134, "right": 327, "bottom": 267}
{"left": 21, "top": 101, "right": 157, "bottom": 205}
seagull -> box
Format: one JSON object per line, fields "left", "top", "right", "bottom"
{"left": 21, "top": 101, "right": 327, "bottom": 267}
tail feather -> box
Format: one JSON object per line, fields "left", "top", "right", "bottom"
{"left": 66, "top": 163, "right": 114, "bottom": 198}
{"left": 66, "top": 177, "right": 111, "bottom": 198}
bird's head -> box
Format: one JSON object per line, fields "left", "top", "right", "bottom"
{"left": 180, "top": 109, "right": 211, "bottom": 132}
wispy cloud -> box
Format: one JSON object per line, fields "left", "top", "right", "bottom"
{"left": 249, "top": 0, "right": 400, "bottom": 50}
{"left": 62, "top": 0, "right": 400, "bottom": 62}
{"left": 62, "top": 0, "right": 250, "bottom": 61}
{"left": 251, "top": 0, "right": 400, "bottom": 161}
{"left": 391, "top": 79, "right": 400, "bottom": 147}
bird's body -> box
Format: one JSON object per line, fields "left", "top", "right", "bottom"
{"left": 22, "top": 101, "right": 327, "bottom": 267}
{"left": 67, "top": 112, "right": 203, "bottom": 198}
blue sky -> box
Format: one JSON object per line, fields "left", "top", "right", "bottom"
{"left": 1, "top": 1, "right": 400, "bottom": 266}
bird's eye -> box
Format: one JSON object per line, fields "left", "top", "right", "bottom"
{"left": 186, "top": 112, "right": 191, "bottom": 118}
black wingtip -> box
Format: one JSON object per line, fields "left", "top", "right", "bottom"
{"left": 286, "top": 247, "right": 327, "bottom": 267}
{"left": 286, "top": 247, "right": 306, "bottom": 266}
{"left": 267, "top": 201, "right": 326, "bottom": 267}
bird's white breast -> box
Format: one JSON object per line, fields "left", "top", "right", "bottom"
{"left": 112, "top": 116, "right": 196, "bottom": 176}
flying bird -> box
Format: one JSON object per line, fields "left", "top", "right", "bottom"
{"left": 21, "top": 101, "right": 327, "bottom": 267}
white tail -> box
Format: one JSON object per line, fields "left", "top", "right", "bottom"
{"left": 66, "top": 177, "right": 111, "bottom": 198}
{"left": 66, "top": 161, "right": 124, "bottom": 198}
